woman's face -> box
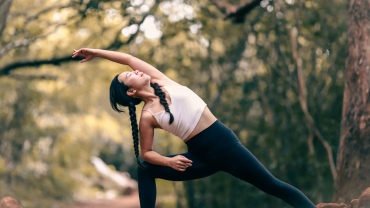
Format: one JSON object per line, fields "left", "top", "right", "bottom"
{"left": 118, "top": 70, "right": 150, "bottom": 89}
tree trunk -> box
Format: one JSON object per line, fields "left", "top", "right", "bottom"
{"left": 335, "top": 0, "right": 370, "bottom": 203}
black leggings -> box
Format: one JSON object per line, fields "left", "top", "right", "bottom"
{"left": 138, "top": 120, "right": 315, "bottom": 208}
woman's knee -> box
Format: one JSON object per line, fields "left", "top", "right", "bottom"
{"left": 137, "top": 163, "right": 153, "bottom": 178}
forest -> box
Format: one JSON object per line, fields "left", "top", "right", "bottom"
{"left": 1, "top": 0, "right": 369, "bottom": 207}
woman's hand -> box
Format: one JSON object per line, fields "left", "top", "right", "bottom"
{"left": 72, "top": 48, "right": 97, "bottom": 63}
{"left": 167, "top": 155, "right": 192, "bottom": 172}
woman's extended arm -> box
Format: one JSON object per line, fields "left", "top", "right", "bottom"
{"left": 72, "top": 48, "right": 172, "bottom": 83}
{"left": 139, "top": 112, "right": 192, "bottom": 171}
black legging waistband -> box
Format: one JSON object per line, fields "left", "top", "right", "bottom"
{"left": 185, "top": 120, "right": 240, "bottom": 155}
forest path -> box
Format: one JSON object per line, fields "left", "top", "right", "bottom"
{"left": 57, "top": 192, "right": 140, "bottom": 208}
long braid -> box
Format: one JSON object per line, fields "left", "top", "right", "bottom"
{"left": 109, "top": 75, "right": 173, "bottom": 167}
{"left": 128, "top": 102, "right": 144, "bottom": 168}
{"left": 150, "top": 83, "right": 174, "bottom": 125}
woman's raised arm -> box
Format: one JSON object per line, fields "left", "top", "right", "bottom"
{"left": 72, "top": 48, "right": 171, "bottom": 83}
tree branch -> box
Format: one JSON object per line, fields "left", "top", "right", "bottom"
{"left": 0, "top": 8, "right": 152, "bottom": 76}
{"left": 8, "top": 74, "right": 58, "bottom": 80}
{"left": 0, "top": 55, "right": 75, "bottom": 76}
{"left": 23, "top": 3, "right": 73, "bottom": 23}
{"left": 290, "top": 27, "right": 337, "bottom": 181}
{"left": 0, "top": 22, "right": 67, "bottom": 57}
{"left": 210, "top": 0, "right": 263, "bottom": 23}
{"left": 209, "top": 0, "right": 238, "bottom": 14}
{"left": 225, "top": 0, "right": 263, "bottom": 23}
{"left": 0, "top": 32, "right": 136, "bottom": 77}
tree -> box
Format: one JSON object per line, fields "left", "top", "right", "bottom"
{"left": 335, "top": 0, "right": 370, "bottom": 203}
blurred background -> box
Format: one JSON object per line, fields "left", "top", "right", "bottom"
{"left": 0, "top": 0, "right": 348, "bottom": 207}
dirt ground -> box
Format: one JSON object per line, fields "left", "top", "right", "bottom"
{"left": 57, "top": 192, "right": 140, "bottom": 208}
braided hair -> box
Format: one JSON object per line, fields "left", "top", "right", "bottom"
{"left": 109, "top": 74, "right": 174, "bottom": 167}
{"left": 150, "top": 82, "right": 174, "bottom": 124}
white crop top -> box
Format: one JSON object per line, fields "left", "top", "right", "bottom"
{"left": 144, "top": 85, "right": 207, "bottom": 140}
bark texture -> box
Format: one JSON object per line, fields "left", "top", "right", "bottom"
{"left": 335, "top": 0, "right": 370, "bottom": 203}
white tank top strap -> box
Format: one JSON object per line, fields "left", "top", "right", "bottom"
{"left": 142, "top": 109, "right": 154, "bottom": 115}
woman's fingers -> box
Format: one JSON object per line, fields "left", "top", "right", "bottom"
{"left": 72, "top": 49, "right": 87, "bottom": 57}
{"left": 178, "top": 163, "right": 190, "bottom": 168}
{"left": 176, "top": 161, "right": 190, "bottom": 167}
{"left": 72, "top": 49, "right": 83, "bottom": 58}
{"left": 172, "top": 156, "right": 193, "bottom": 171}
{"left": 177, "top": 165, "right": 188, "bottom": 171}
{"left": 177, "top": 162, "right": 192, "bottom": 170}
{"left": 177, "top": 161, "right": 192, "bottom": 167}
{"left": 72, "top": 49, "right": 95, "bottom": 63}
{"left": 173, "top": 164, "right": 190, "bottom": 171}
{"left": 178, "top": 155, "right": 192, "bottom": 162}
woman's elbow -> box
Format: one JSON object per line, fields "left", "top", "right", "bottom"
{"left": 141, "top": 151, "right": 151, "bottom": 162}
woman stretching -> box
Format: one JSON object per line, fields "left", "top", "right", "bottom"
{"left": 72, "top": 48, "right": 316, "bottom": 208}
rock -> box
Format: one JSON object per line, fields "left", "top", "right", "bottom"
{"left": 358, "top": 188, "right": 370, "bottom": 208}
{"left": 350, "top": 199, "right": 359, "bottom": 208}
{"left": 317, "top": 187, "right": 370, "bottom": 208}
{"left": 90, "top": 156, "right": 138, "bottom": 195}
{"left": 316, "top": 203, "right": 348, "bottom": 208}
{"left": 0, "top": 197, "right": 22, "bottom": 208}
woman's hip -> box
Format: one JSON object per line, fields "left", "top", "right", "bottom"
{"left": 185, "top": 120, "right": 241, "bottom": 156}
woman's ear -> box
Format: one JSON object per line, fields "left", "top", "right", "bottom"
{"left": 126, "top": 88, "right": 136, "bottom": 97}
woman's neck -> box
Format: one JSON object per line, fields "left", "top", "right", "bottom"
{"left": 134, "top": 86, "right": 157, "bottom": 104}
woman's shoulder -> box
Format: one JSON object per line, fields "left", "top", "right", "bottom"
{"left": 140, "top": 110, "right": 156, "bottom": 124}
{"left": 151, "top": 77, "right": 182, "bottom": 88}
{"left": 140, "top": 109, "right": 162, "bottom": 129}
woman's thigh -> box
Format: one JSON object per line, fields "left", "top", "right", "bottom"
{"left": 142, "top": 152, "right": 219, "bottom": 181}
{"left": 218, "top": 143, "right": 277, "bottom": 186}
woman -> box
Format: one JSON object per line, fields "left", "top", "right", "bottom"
{"left": 72, "top": 48, "right": 316, "bottom": 208}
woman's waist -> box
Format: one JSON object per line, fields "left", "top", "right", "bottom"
{"left": 183, "top": 107, "right": 217, "bottom": 142}
{"left": 185, "top": 119, "right": 240, "bottom": 154}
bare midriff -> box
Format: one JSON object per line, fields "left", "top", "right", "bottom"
{"left": 184, "top": 107, "right": 217, "bottom": 142}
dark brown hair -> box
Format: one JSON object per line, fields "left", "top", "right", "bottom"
{"left": 109, "top": 74, "right": 174, "bottom": 167}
